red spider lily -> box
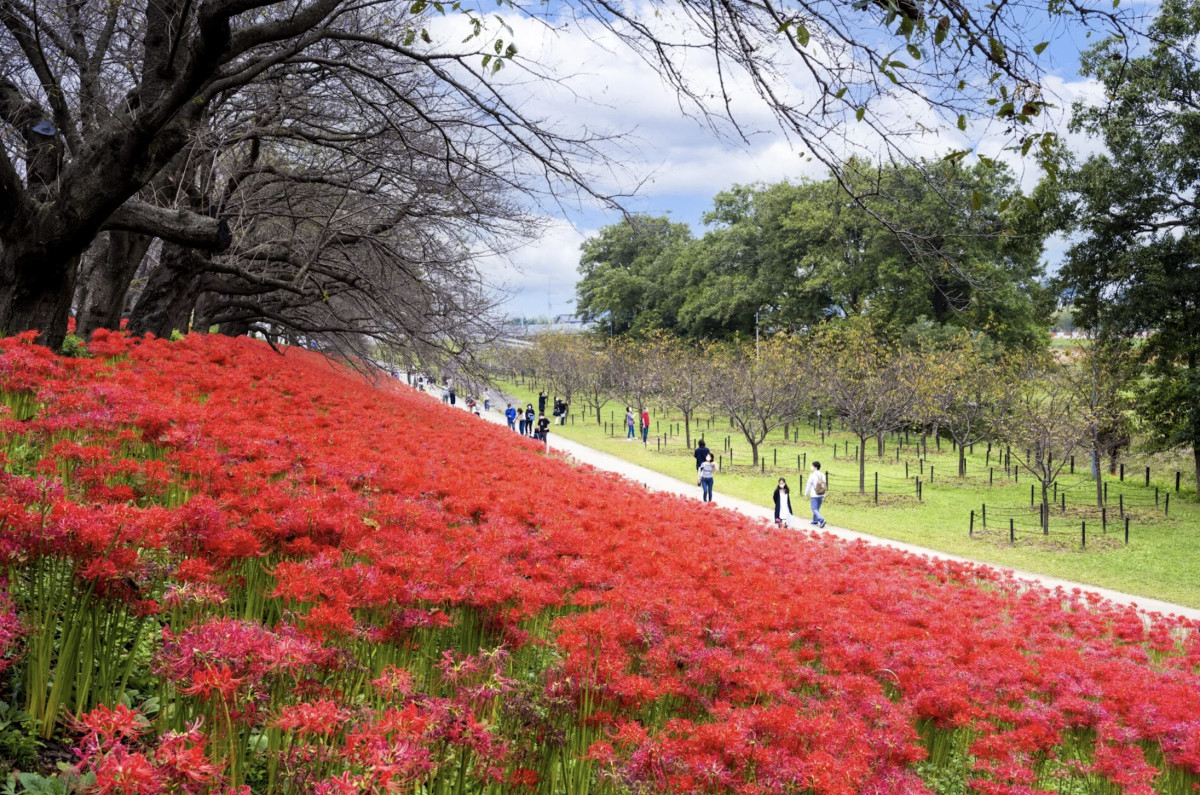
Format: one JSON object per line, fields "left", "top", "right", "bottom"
{"left": 3, "top": 331, "right": 1200, "bottom": 794}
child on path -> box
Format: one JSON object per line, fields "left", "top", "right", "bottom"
{"left": 698, "top": 453, "right": 716, "bottom": 503}
{"left": 773, "top": 478, "right": 794, "bottom": 528}
{"left": 804, "top": 462, "right": 827, "bottom": 528}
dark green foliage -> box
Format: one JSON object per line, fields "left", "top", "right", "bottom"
{"left": 575, "top": 161, "right": 1051, "bottom": 348}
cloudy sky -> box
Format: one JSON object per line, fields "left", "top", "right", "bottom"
{"left": 443, "top": 4, "right": 1117, "bottom": 319}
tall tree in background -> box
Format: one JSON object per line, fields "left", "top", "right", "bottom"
{"left": 575, "top": 216, "right": 693, "bottom": 335}
{"left": 576, "top": 163, "right": 1051, "bottom": 346}
{"left": 1048, "top": 0, "right": 1200, "bottom": 495}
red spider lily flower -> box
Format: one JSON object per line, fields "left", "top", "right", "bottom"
{"left": 87, "top": 746, "right": 162, "bottom": 795}
{"left": 274, "top": 699, "right": 349, "bottom": 737}
{"left": 76, "top": 704, "right": 149, "bottom": 746}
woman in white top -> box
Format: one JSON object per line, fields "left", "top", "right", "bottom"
{"left": 803, "top": 461, "right": 827, "bottom": 528}
{"left": 698, "top": 453, "right": 716, "bottom": 502}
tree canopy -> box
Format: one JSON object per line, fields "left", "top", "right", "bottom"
{"left": 576, "top": 162, "right": 1052, "bottom": 347}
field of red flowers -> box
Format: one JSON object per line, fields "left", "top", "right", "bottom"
{"left": 0, "top": 330, "right": 1198, "bottom": 795}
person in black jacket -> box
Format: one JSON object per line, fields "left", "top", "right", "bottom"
{"left": 538, "top": 391, "right": 548, "bottom": 416}
{"left": 773, "top": 478, "right": 794, "bottom": 528}
{"left": 693, "top": 439, "right": 711, "bottom": 470}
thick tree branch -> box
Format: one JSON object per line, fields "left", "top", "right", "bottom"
{"left": 103, "top": 200, "right": 231, "bottom": 250}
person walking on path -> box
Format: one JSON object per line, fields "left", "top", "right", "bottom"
{"left": 524, "top": 404, "right": 536, "bottom": 437}
{"left": 773, "top": 478, "right": 794, "bottom": 528}
{"left": 536, "top": 413, "right": 551, "bottom": 441}
{"left": 505, "top": 404, "right": 517, "bottom": 431}
{"left": 538, "top": 391, "right": 548, "bottom": 416}
{"left": 693, "top": 439, "right": 710, "bottom": 470}
{"left": 625, "top": 407, "right": 635, "bottom": 440}
{"left": 698, "top": 453, "right": 716, "bottom": 502}
{"left": 640, "top": 408, "right": 650, "bottom": 444}
{"left": 804, "top": 461, "right": 827, "bottom": 528}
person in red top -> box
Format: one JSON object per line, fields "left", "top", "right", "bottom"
{"left": 640, "top": 408, "right": 650, "bottom": 444}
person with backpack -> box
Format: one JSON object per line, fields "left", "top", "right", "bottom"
{"left": 698, "top": 452, "right": 716, "bottom": 503}
{"left": 804, "top": 461, "right": 827, "bottom": 528}
{"left": 524, "top": 404, "right": 536, "bottom": 437}
{"left": 773, "top": 478, "right": 794, "bottom": 528}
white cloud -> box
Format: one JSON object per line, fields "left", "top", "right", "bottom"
{"left": 475, "top": 217, "right": 592, "bottom": 317}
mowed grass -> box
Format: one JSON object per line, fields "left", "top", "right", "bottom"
{"left": 501, "top": 381, "right": 1200, "bottom": 608}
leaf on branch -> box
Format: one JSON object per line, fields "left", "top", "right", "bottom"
{"left": 856, "top": 107, "right": 865, "bottom": 121}
{"left": 957, "top": 114, "right": 967, "bottom": 131}
{"left": 934, "top": 16, "right": 950, "bottom": 44}
{"left": 1034, "top": 41, "right": 1049, "bottom": 55}
{"left": 796, "top": 24, "right": 810, "bottom": 47}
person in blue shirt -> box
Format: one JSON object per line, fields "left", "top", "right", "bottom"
{"left": 505, "top": 404, "right": 517, "bottom": 430}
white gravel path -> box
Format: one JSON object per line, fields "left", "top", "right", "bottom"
{"left": 430, "top": 380, "right": 1200, "bottom": 622}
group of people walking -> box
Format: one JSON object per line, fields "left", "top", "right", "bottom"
{"left": 505, "top": 402, "right": 550, "bottom": 440}
{"left": 692, "top": 439, "right": 828, "bottom": 527}
{"left": 504, "top": 391, "right": 568, "bottom": 440}
{"left": 488, "top": 385, "right": 832, "bottom": 527}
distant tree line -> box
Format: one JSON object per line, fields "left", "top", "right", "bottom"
{"left": 575, "top": 160, "right": 1053, "bottom": 350}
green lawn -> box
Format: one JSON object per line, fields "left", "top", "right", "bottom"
{"left": 502, "top": 381, "right": 1200, "bottom": 608}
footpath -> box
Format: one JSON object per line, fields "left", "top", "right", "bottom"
{"left": 431, "top": 382, "right": 1200, "bottom": 622}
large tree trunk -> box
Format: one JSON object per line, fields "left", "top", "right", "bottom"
{"left": 128, "top": 244, "right": 205, "bottom": 337}
{"left": 0, "top": 244, "right": 77, "bottom": 351}
{"left": 77, "top": 232, "right": 153, "bottom": 337}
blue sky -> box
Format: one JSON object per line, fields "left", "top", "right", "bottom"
{"left": 458, "top": 3, "right": 1127, "bottom": 319}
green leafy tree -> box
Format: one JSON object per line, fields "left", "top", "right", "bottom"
{"left": 1048, "top": 0, "right": 1200, "bottom": 494}
{"left": 790, "top": 160, "right": 1052, "bottom": 348}
{"left": 579, "top": 165, "right": 1051, "bottom": 346}
{"left": 574, "top": 216, "right": 693, "bottom": 335}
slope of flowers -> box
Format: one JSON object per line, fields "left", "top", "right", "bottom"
{"left": 1, "top": 330, "right": 1198, "bottom": 795}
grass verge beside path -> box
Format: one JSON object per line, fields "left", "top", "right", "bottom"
{"left": 501, "top": 381, "right": 1200, "bottom": 608}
